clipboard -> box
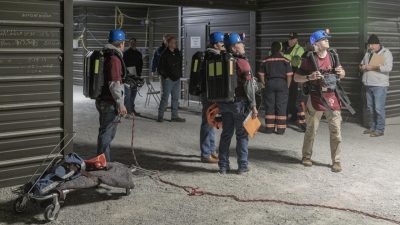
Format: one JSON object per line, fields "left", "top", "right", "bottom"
{"left": 243, "top": 112, "right": 261, "bottom": 139}
{"left": 369, "top": 54, "right": 385, "bottom": 67}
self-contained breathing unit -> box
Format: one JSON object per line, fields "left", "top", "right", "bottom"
{"left": 189, "top": 50, "right": 237, "bottom": 102}
{"left": 83, "top": 49, "right": 127, "bottom": 99}
{"left": 205, "top": 52, "right": 237, "bottom": 102}
{"left": 84, "top": 49, "right": 144, "bottom": 99}
{"left": 303, "top": 49, "right": 356, "bottom": 115}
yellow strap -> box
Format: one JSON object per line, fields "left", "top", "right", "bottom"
{"left": 216, "top": 62, "right": 222, "bottom": 76}
{"left": 208, "top": 62, "right": 215, "bottom": 77}
{"left": 94, "top": 59, "right": 99, "bottom": 74}
{"left": 193, "top": 59, "right": 198, "bottom": 72}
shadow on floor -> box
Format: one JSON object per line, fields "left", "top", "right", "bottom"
{"left": 0, "top": 187, "right": 128, "bottom": 225}
{"left": 74, "top": 143, "right": 216, "bottom": 173}
{"left": 248, "top": 147, "right": 331, "bottom": 168}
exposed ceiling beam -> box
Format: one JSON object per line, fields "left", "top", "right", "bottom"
{"left": 73, "top": 0, "right": 257, "bottom": 10}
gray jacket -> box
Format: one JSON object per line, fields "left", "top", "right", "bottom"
{"left": 103, "top": 44, "right": 125, "bottom": 108}
{"left": 361, "top": 46, "right": 393, "bottom": 87}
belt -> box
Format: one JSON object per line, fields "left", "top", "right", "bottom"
{"left": 267, "top": 77, "right": 286, "bottom": 80}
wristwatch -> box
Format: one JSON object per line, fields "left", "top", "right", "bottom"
{"left": 306, "top": 75, "right": 310, "bottom": 81}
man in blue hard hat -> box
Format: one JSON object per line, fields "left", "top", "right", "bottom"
{"left": 96, "top": 29, "right": 127, "bottom": 162}
{"left": 217, "top": 32, "right": 258, "bottom": 175}
{"left": 199, "top": 32, "right": 226, "bottom": 164}
{"left": 294, "top": 29, "right": 346, "bottom": 172}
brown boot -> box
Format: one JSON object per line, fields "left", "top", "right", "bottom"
{"left": 302, "top": 158, "right": 312, "bottom": 167}
{"left": 331, "top": 162, "right": 342, "bottom": 173}
{"left": 211, "top": 152, "right": 219, "bottom": 159}
{"left": 201, "top": 156, "right": 218, "bottom": 163}
{"left": 363, "top": 129, "right": 373, "bottom": 134}
{"left": 370, "top": 131, "right": 384, "bottom": 137}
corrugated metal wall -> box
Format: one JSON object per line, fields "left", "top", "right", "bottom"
{"left": 0, "top": 0, "right": 69, "bottom": 187}
{"left": 257, "top": 0, "right": 364, "bottom": 121}
{"left": 181, "top": 7, "right": 256, "bottom": 75}
{"left": 367, "top": 0, "right": 400, "bottom": 117}
{"left": 73, "top": 6, "right": 178, "bottom": 85}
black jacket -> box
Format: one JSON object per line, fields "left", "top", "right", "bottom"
{"left": 157, "top": 48, "right": 182, "bottom": 81}
{"left": 123, "top": 48, "right": 143, "bottom": 76}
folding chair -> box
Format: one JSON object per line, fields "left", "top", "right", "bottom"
{"left": 144, "top": 76, "right": 161, "bottom": 107}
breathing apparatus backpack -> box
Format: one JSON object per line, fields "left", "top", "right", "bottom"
{"left": 83, "top": 49, "right": 126, "bottom": 99}
{"left": 304, "top": 49, "right": 356, "bottom": 115}
{"left": 205, "top": 52, "right": 237, "bottom": 102}
{"left": 189, "top": 51, "right": 205, "bottom": 96}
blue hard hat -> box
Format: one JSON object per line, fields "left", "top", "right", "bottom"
{"left": 209, "top": 32, "right": 225, "bottom": 45}
{"left": 310, "top": 30, "right": 331, "bottom": 45}
{"left": 225, "top": 32, "right": 245, "bottom": 46}
{"left": 108, "top": 29, "right": 126, "bottom": 43}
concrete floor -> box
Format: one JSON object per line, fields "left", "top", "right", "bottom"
{"left": 0, "top": 84, "right": 399, "bottom": 225}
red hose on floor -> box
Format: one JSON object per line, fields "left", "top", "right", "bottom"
{"left": 131, "top": 116, "right": 400, "bottom": 225}
{"left": 155, "top": 176, "right": 400, "bottom": 225}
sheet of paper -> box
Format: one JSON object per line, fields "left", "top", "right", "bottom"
{"left": 127, "top": 66, "right": 137, "bottom": 76}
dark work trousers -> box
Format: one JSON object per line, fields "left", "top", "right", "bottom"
{"left": 263, "top": 79, "right": 289, "bottom": 134}
{"left": 218, "top": 100, "right": 249, "bottom": 171}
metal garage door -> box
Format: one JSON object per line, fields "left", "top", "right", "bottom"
{"left": 0, "top": 0, "right": 72, "bottom": 187}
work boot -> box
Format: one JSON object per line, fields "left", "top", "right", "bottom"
{"left": 201, "top": 156, "right": 218, "bottom": 163}
{"left": 211, "top": 152, "right": 219, "bottom": 159}
{"left": 237, "top": 168, "right": 249, "bottom": 175}
{"left": 218, "top": 168, "right": 230, "bottom": 175}
{"left": 363, "top": 129, "right": 374, "bottom": 134}
{"left": 299, "top": 124, "right": 307, "bottom": 132}
{"left": 157, "top": 116, "right": 164, "bottom": 123}
{"left": 302, "top": 158, "right": 313, "bottom": 167}
{"left": 331, "top": 162, "right": 342, "bottom": 173}
{"left": 171, "top": 117, "right": 186, "bottom": 122}
{"left": 370, "top": 131, "right": 384, "bottom": 137}
{"left": 276, "top": 130, "right": 285, "bottom": 135}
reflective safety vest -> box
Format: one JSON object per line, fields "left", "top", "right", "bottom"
{"left": 283, "top": 43, "right": 305, "bottom": 68}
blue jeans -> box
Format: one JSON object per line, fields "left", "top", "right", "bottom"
{"left": 124, "top": 84, "right": 138, "bottom": 114}
{"left": 218, "top": 101, "right": 249, "bottom": 170}
{"left": 366, "top": 86, "right": 388, "bottom": 132}
{"left": 96, "top": 100, "right": 119, "bottom": 162}
{"left": 158, "top": 78, "right": 180, "bottom": 118}
{"left": 200, "top": 97, "right": 216, "bottom": 158}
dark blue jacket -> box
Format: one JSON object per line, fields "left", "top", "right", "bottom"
{"left": 151, "top": 43, "right": 166, "bottom": 73}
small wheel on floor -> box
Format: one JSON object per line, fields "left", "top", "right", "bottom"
{"left": 125, "top": 188, "right": 131, "bottom": 196}
{"left": 14, "top": 196, "right": 28, "bottom": 213}
{"left": 44, "top": 204, "right": 59, "bottom": 222}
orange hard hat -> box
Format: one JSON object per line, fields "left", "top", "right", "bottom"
{"left": 207, "top": 103, "right": 223, "bottom": 129}
{"left": 84, "top": 153, "right": 107, "bottom": 170}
